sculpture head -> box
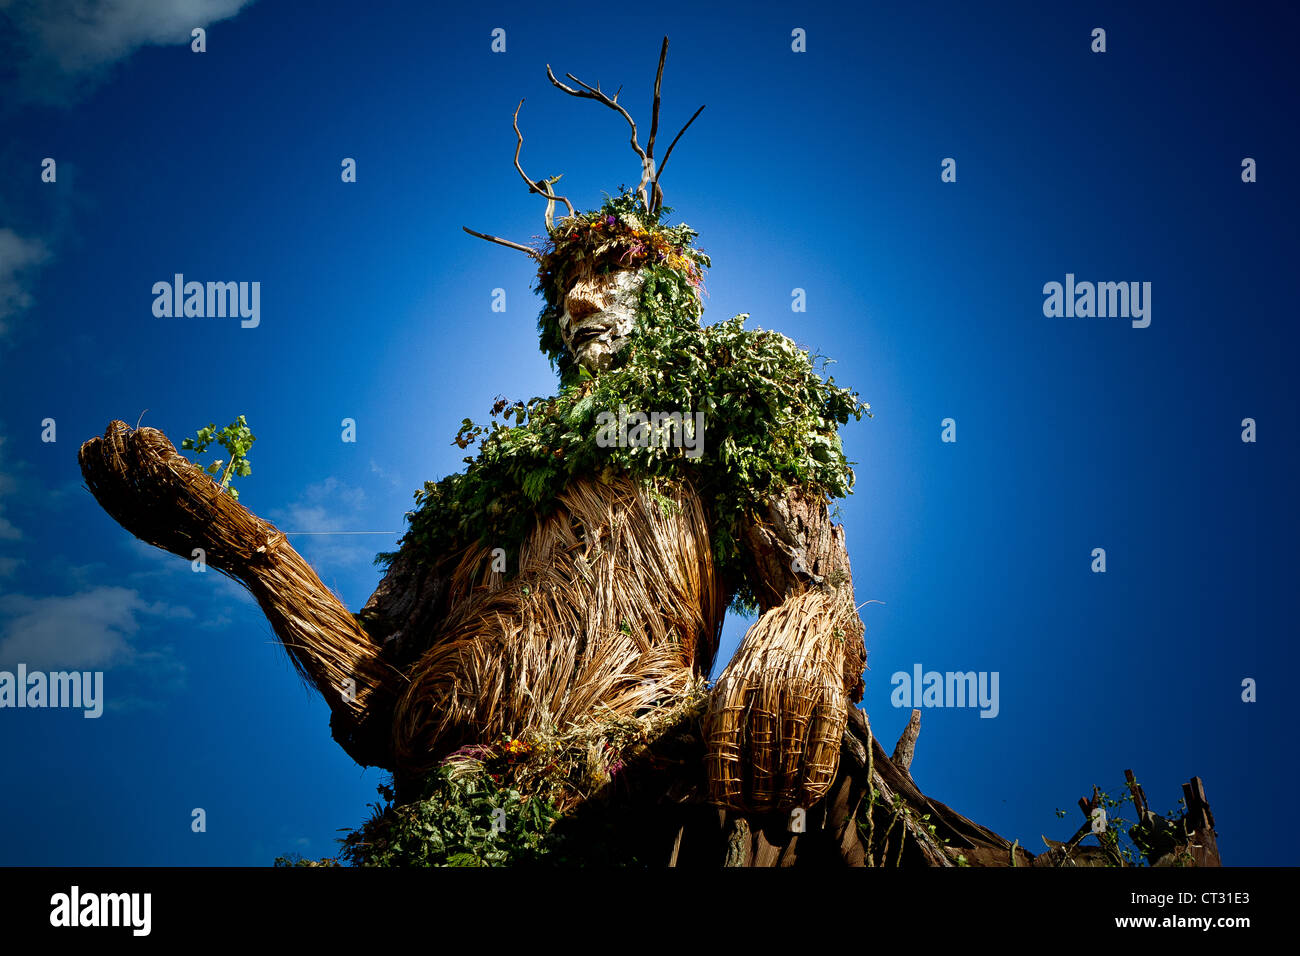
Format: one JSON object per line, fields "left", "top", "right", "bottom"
{"left": 533, "top": 194, "right": 709, "bottom": 376}
{"left": 460, "top": 36, "right": 709, "bottom": 379}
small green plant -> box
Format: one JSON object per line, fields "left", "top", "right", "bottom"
{"left": 180, "top": 415, "right": 256, "bottom": 500}
{"left": 1048, "top": 781, "right": 1191, "bottom": 867}
{"left": 340, "top": 764, "right": 561, "bottom": 867}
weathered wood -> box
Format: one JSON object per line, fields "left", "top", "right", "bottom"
{"left": 891, "top": 709, "right": 921, "bottom": 772}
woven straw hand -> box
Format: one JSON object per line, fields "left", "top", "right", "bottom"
{"left": 77, "top": 420, "right": 257, "bottom": 563}
{"left": 704, "top": 588, "right": 859, "bottom": 812}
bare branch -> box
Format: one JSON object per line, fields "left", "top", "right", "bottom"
{"left": 511, "top": 99, "right": 575, "bottom": 232}
{"left": 544, "top": 38, "right": 704, "bottom": 216}
{"left": 645, "top": 36, "right": 669, "bottom": 161}
{"left": 653, "top": 103, "right": 705, "bottom": 193}
{"left": 547, "top": 63, "right": 651, "bottom": 210}
{"left": 461, "top": 226, "right": 541, "bottom": 261}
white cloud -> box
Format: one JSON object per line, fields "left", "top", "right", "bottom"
{"left": 121, "top": 535, "right": 254, "bottom": 629}
{"left": 0, "top": 433, "right": 23, "bottom": 541}
{"left": 0, "top": 0, "right": 258, "bottom": 103}
{"left": 0, "top": 585, "right": 191, "bottom": 670}
{"left": 369, "top": 458, "right": 402, "bottom": 489}
{"left": 0, "top": 229, "right": 51, "bottom": 341}
{"left": 271, "top": 477, "right": 378, "bottom": 571}
{"left": 274, "top": 476, "right": 368, "bottom": 534}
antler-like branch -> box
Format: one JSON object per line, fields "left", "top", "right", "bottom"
{"left": 651, "top": 103, "right": 705, "bottom": 213}
{"left": 461, "top": 226, "right": 541, "bottom": 261}
{"left": 512, "top": 98, "right": 575, "bottom": 232}
{"left": 544, "top": 37, "right": 704, "bottom": 216}
{"left": 546, "top": 60, "right": 654, "bottom": 211}
{"left": 645, "top": 37, "right": 668, "bottom": 164}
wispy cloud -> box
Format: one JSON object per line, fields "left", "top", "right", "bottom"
{"left": 369, "top": 458, "right": 403, "bottom": 489}
{"left": 0, "top": 585, "right": 191, "bottom": 670}
{"left": 121, "top": 536, "right": 255, "bottom": 630}
{"left": 270, "top": 477, "right": 381, "bottom": 571}
{"left": 1, "top": 0, "right": 259, "bottom": 105}
{"left": 274, "top": 477, "right": 368, "bottom": 535}
{"left": 0, "top": 433, "right": 23, "bottom": 542}
{"left": 0, "top": 229, "right": 51, "bottom": 342}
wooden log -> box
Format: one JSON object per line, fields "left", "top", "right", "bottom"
{"left": 891, "top": 709, "right": 921, "bottom": 773}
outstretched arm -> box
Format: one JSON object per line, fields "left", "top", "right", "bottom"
{"left": 705, "top": 489, "right": 866, "bottom": 812}
{"left": 78, "top": 421, "right": 406, "bottom": 767}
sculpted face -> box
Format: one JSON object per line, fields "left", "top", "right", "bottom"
{"left": 558, "top": 266, "right": 646, "bottom": 372}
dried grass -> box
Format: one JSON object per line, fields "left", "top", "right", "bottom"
{"left": 445, "top": 675, "right": 711, "bottom": 813}
{"left": 392, "top": 475, "right": 726, "bottom": 772}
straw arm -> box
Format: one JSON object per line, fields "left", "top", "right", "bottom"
{"left": 77, "top": 420, "right": 405, "bottom": 768}
{"left": 738, "top": 488, "right": 867, "bottom": 699}
{"left": 703, "top": 489, "right": 867, "bottom": 813}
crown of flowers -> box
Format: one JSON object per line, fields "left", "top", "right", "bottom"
{"left": 534, "top": 189, "right": 709, "bottom": 308}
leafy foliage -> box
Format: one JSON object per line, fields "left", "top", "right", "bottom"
{"left": 272, "top": 853, "right": 338, "bottom": 867}
{"left": 1054, "top": 782, "right": 1196, "bottom": 867}
{"left": 340, "top": 762, "right": 561, "bottom": 867}
{"left": 387, "top": 192, "right": 870, "bottom": 611}
{"left": 179, "top": 415, "right": 256, "bottom": 500}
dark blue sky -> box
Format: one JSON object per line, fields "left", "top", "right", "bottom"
{"left": 0, "top": 0, "right": 1295, "bottom": 865}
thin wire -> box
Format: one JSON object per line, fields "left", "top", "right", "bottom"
{"left": 282, "top": 531, "right": 399, "bottom": 535}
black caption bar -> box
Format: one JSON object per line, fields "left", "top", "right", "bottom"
{"left": 0, "top": 865, "right": 1281, "bottom": 942}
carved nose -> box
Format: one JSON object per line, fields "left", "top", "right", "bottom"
{"left": 565, "top": 280, "right": 605, "bottom": 322}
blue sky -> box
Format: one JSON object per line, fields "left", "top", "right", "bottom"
{"left": 0, "top": 0, "right": 1296, "bottom": 865}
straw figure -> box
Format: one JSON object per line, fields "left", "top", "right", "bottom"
{"left": 78, "top": 39, "right": 1220, "bottom": 867}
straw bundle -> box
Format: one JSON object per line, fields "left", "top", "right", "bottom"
{"left": 391, "top": 475, "right": 727, "bottom": 772}
{"left": 704, "top": 588, "right": 860, "bottom": 811}
{"left": 78, "top": 421, "right": 405, "bottom": 763}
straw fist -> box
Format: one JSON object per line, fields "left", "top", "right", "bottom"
{"left": 78, "top": 420, "right": 274, "bottom": 571}
{"left": 704, "top": 589, "right": 856, "bottom": 813}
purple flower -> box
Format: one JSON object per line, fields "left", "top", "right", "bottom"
{"left": 443, "top": 743, "right": 495, "bottom": 763}
{"left": 606, "top": 215, "right": 616, "bottom": 227}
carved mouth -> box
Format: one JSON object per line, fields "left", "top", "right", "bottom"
{"left": 571, "top": 325, "right": 608, "bottom": 349}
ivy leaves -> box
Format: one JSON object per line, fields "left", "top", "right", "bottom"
{"left": 340, "top": 766, "right": 561, "bottom": 867}
{"left": 179, "top": 414, "right": 256, "bottom": 500}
